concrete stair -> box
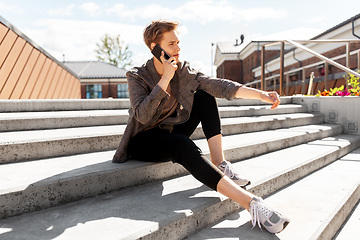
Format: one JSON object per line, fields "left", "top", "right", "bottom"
{"left": 0, "top": 97, "right": 359, "bottom": 240}
{"left": 187, "top": 146, "right": 360, "bottom": 240}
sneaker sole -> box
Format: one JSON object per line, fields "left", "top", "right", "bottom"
{"left": 240, "top": 180, "right": 251, "bottom": 189}
{"left": 282, "top": 221, "right": 290, "bottom": 231}
{"left": 277, "top": 220, "right": 290, "bottom": 234}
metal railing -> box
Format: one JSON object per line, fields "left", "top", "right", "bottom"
{"left": 258, "top": 39, "right": 360, "bottom": 95}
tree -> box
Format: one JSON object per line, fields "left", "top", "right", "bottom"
{"left": 95, "top": 34, "right": 132, "bottom": 68}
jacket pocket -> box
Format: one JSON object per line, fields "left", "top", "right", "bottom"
{"left": 178, "top": 79, "right": 200, "bottom": 111}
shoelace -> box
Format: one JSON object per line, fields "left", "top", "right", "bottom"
{"left": 222, "top": 162, "right": 236, "bottom": 179}
{"left": 249, "top": 200, "right": 271, "bottom": 230}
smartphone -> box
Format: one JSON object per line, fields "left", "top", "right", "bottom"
{"left": 151, "top": 44, "right": 170, "bottom": 63}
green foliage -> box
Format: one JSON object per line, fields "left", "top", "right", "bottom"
{"left": 95, "top": 34, "right": 132, "bottom": 68}
{"left": 329, "top": 85, "right": 344, "bottom": 95}
{"left": 345, "top": 70, "right": 360, "bottom": 91}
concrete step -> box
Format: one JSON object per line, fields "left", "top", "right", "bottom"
{"left": 0, "top": 124, "right": 343, "bottom": 218}
{"left": 182, "top": 112, "right": 324, "bottom": 142}
{"left": 333, "top": 199, "right": 360, "bottom": 239}
{"left": 218, "top": 104, "right": 307, "bottom": 118}
{"left": 0, "top": 104, "right": 306, "bottom": 132}
{"left": 0, "top": 135, "right": 359, "bottom": 239}
{"left": 0, "top": 99, "right": 131, "bottom": 112}
{"left": 0, "top": 97, "right": 292, "bottom": 113}
{"left": 0, "top": 110, "right": 129, "bottom": 132}
{"left": 216, "top": 96, "right": 292, "bottom": 107}
{"left": 188, "top": 146, "right": 360, "bottom": 240}
{"left": 0, "top": 113, "right": 324, "bottom": 164}
{"left": 0, "top": 125, "right": 125, "bottom": 164}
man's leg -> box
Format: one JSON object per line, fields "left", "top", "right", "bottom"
{"left": 128, "top": 127, "right": 225, "bottom": 191}
{"left": 173, "top": 90, "right": 224, "bottom": 164}
{"left": 207, "top": 134, "right": 225, "bottom": 166}
{"left": 174, "top": 90, "right": 250, "bottom": 187}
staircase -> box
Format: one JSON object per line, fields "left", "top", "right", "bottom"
{"left": 0, "top": 97, "right": 359, "bottom": 240}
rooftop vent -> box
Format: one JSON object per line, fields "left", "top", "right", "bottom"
{"left": 235, "top": 35, "right": 244, "bottom": 46}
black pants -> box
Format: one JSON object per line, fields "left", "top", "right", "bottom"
{"left": 127, "top": 90, "right": 225, "bottom": 191}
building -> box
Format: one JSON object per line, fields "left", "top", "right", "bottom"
{"left": 214, "top": 14, "right": 360, "bottom": 95}
{"left": 64, "top": 61, "right": 128, "bottom": 99}
{"left": 0, "top": 15, "right": 80, "bottom": 99}
{"left": 214, "top": 40, "right": 291, "bottom": 84}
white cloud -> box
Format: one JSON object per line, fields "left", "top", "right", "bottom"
{"left": 254, "top": 27, "right": 325, "bottom": 41}
{"left": 106, "top": 0, "right": 287, "bottom": 24}
{"left": 306, "top": 16, "right": 326, "bottom": 23}
{"left": 79, "top": 2, "right": 103, "bottom": 17}
{"left": 0, "top": 1, "right": 24, "bottom": 14}
{"left": 131, "top": 53, "right": 152, "bottom": 69}
{"left": 24, "top": 19, "right": 144, "bottom": 63}
{"left": 191, "top": 60, "right": 211, "bottom": 76}
{"left": 178, "top": 25, "right": 188, "bottom": 36}
{"left": 46, "top": 4, "right": 75, "bottom": 16}
{"left": 239, "top": 8, "right": 287, "bottom": 22}
{"left": 105, "top": 3, "right": 125, "bottom": 16}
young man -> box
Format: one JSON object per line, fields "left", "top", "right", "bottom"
{"left": 113, "top": 20, "right": 290, "bottom": 234}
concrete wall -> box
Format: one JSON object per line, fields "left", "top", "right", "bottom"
{"left": 292, "top": 96, "right": 360, "bottom": 135}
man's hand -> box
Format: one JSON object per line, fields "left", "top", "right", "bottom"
{"left": 157, "top": 51, "right": 178, "bottom": 92}
{"left": 260, "top": 91, "right": 281, "bottom": 109}
{"left": 160, "top": 51, "right": 177, "bottom": 81}
{"left": 235, "top": 86, "right": 281, "bottom": 109}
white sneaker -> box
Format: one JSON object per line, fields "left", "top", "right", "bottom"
{"left": 249, "top": 197, "right": 290, "bottom": 234}
{"left": 217, "top": 160, "right": 250, "bottom": 187}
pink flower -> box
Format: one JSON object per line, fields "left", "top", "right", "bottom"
{"left": 335, "top": 88, "right": 351, "bottom": 96}
{"left": 335, "top": 91, "right": 343, "bottom": 96}
{"left": 344, "top": 88, "right": 351, "bottom": 96}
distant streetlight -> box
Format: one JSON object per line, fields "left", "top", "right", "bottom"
{"left": 211, "top": 43, "right": 214, "bottom": 77}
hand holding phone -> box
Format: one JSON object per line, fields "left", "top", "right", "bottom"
{"left": 151, "top": 44, "right": 170, "bottom": 63}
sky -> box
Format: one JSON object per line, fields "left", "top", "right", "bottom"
{"left": 1, "top": 0, "right": 359, "bottom": 76}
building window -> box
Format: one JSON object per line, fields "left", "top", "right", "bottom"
{"left": 117, "top": 83, "right": 129, "bottom": 98}
{"left": 86, "top": 84, "right": 102, "bottom": 98}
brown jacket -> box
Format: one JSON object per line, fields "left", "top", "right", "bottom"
{"left": 112, "top": 58, "right": 242, "bottom": 163}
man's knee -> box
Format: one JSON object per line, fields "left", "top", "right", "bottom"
{"left": 172, "top": 135, "right": 201, "bottom": 161}
{"left": 194, "top": 90, "right": 214, "bottom": 101}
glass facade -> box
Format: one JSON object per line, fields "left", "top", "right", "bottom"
{"left": 117, "top": 83, "right": 129, "bottom": 98}
{"left": 86, "top": 84, "right": 102, "bottom": 99}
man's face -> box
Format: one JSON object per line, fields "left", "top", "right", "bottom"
{"left": 159, "top": 30, "right": 181, "bottom": 62}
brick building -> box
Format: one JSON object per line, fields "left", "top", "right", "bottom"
{"left": 214, "top": 14, "right": 360, "bottom": 95}
{"left": 64, "top": 61, "right": 128, "bottom": 99}
{"left": 214, "top": 41, "right": 289, "bottom": 85}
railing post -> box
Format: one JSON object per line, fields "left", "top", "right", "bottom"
{"left": 280, "top": 42, "right": 284, "bottom": 95}
{"left": 307, "top": 72, "right": 315, "bottom": 95}
{"left": 346, "top": 42, "right": 350, "bottom": 68}
{"left": 261, "top": 45, "right": 265, "bottom": 91}
{"left": 324, "top": 62, "right": 328, "bottom": 90}
{"left": 274, "top": 77, "right": 276, "bottom": 91}
{"left": 286, "top": 73, "right": 289, "bottom": 96}
{"left": 302, "top": 69, "right": 306, "bottom": 95}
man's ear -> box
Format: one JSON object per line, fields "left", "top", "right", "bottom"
{"left": 150, "top": 42, "right": 156, "bottom": 50}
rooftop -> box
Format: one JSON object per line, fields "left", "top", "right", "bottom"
{"left": 312, "top": 13, "right": 360, "bottom": 39}
{"left": 216, "top": 27, "right": 324, "bottom": 55}
{"left": 64, "top": 61, "right": 127, "bottom": 79}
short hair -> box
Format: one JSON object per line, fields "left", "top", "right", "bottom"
{"left": 143, "top": 20, "right": 179, "bottom": 49}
